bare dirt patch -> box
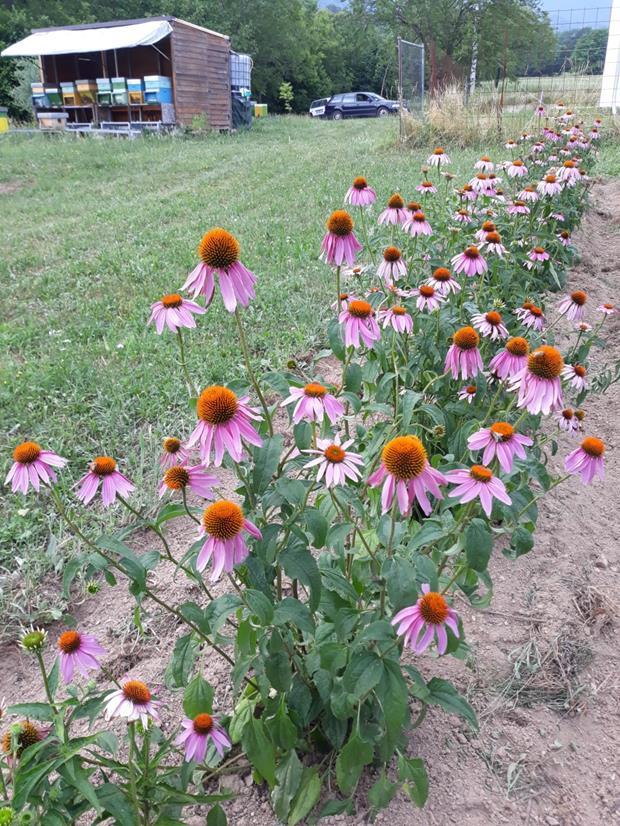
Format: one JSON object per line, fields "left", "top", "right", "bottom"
{"left": 1, "top": 181, "right": 619, "bottom": 825}
{"left": 0, "top": 180, "right": 25, "bottom": 196}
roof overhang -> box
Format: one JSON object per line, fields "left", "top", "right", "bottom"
{"left": 1, "top": 18, "right": 173, "bottom": 57}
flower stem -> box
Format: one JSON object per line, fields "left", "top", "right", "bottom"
{"left": 35, "top": 650, "right": 57, "bottom": 713}
{"left": 176, "top": 329, "right": 197, "bottom": 397}
{"left": 181, "top": 488, "right": 201, "bottom": 525}
{"left": 335, "top": 264, "right": 341, "bottom": 309}
{"left": 234, "top": 307, "right": 273, "bottom": 436}
{"left": 517, "top": 474, "right": 570, "bottom": 518}
{"left": 127, "top": 723, "right": 143, "bottom": 825}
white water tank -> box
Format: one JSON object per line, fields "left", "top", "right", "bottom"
{"left": 230, "top": 52, "right": 253, "bottom": 90}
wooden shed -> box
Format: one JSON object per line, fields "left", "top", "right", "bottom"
{"left": 1, "top": 16, "right": 232, "bottom": 130}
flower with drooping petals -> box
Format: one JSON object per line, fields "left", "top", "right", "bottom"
{"left": 412, "top": 285, "right": 445, "bottom": 313}
{"left": 427, "top": 147, "right": 451, "bottom": 166}
{"left": 467, "top": 422, "right": 533, "bottom": 473}
{"left": 558, "top": 290, "right": 587, "bottom": 321}
{"left": 520, "top": 305, "right": 546, "bottom": 332}
{"left": 509, "top": 344, "right": 564, "bottom": 415}
{"left": 564, "top": 437, "right": 605, "bottom": 484}
{"left": 377, "top": 246, "right": 407, "bottom": 283}
{"left": 183, "top": 228, "right": 256, "bottom": 313}
{"left": 320, "top": 210, "right": 363, "bottom": 267}
{"left": 508, "top": 199, "right": 530, "bottom": 216}
{"left": 488, "top": 337, "right": 529, "bottom": 380}
{"left": 402, "top": 210, "right": 432, "bottom": 237}
{"left": 427, "top": 267, "right": 461, "bottom": 296}
{"left": 445, "top": 327, "right": 483, "bottom": 380}
{"left": 459, "top": 384, "right": 478, "bottom": 403}
{"left": 481, "top": 231, "right": 507, "bottom": 257}
{"left": 475, "top": 155, "right": 494, "bottom": 172}
{"left": 451, "top": 246, "right": 487, "bottom": 277}
{"left": 5, "top": 442, "right": 67, "bottom": 495}
{"left": 339, "top": 299, "right": 381, "bottom": 349}
{"left": 392, "top": 584, "right": 459, "bottom": 655}
{"left": 597, "top": 303, "right": 618, "bottom": 316}
{"left": 159, "top": 437, "right": 189, "bottom": 469}
{"left": 76, "top": 457, "right": 135, "bottom": 508}
{"left": 281, "top": 382, "right": 344, "bottom": 425}
{"left": 378, "top": 305, "right": 414, "bottom": 332}
{"left": 507, "top": 159, "right": 528, "bottom": 178}
{"left": 529, "top": 246, "right": 550, "bottom": 263}
{"left": 345, "top": 176, "right": 376, "bottom": 207}
{"left": 416, "top": 180, "right": 438, "bottom": 195}
{"left": 475, "top": 220, "right": 496, "bottom": 243}
{"left": 471, "top": 310, "right": 508, "bottom": 341}
{"left": 187, "top": 386, "right": 262, "bottom": 466}
{"left": 104, "top": 680, "right": 161, "bottom": 726}
{"left": 303, "top": 435, "right": 364, "bottom": 488}
{"left": 454, "top": 208, "right": 473, "bottom": 223}
{"left": 445, "top": 465, "right": 512, "bottom": 517}
{"left": 558, "top": 159, "right": 580, "bottom": 185}
{"left": 368, "top": 435, "right": 446, "bottom": 516}
{"left": 159, "top": 464, "right": 218, "bottom": 499}
{"left": 148, "top": 293, "right": 206, "bottom": 334}
{"left": 57, "top": 630, "right": 106, "bottom": 684}
{"left": 196, "top": 500, "right": 261, "bottom": 580}
{"left": 519, "top": 185, "right": 539, "bottom": 202}
{"left": 558, "top": 230, "right": 572, "bottom": 246}
{"left": 176, "top": 713, "right": 231, "bottom": 762}
{"left": 378, "top": 194, "right": 408, "bottom": 225}
{"left": 562, "top": 363, "right": 587, "bottom": 392}
{"left": 555, "top": 407, "right": 582, "bottom": 433}
{"left": 537, "top": 174, "right": 562, "bottom": 197}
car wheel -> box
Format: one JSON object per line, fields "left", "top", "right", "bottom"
{"left": 331, "top": 110, "right": 343, "bottom": 121}
{"left": 376, "top": 107, "right": 389, "bottom": 118}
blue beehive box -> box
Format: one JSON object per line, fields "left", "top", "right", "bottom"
{"left": 144, "top": 75, "right": 173, "bottom": 104}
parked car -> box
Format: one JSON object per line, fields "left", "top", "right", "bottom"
{"left": 310, "top": 92, "right": 401, "bottom": 120}
{"left": 309, "top": 97, "right": 329, "bottom": 118}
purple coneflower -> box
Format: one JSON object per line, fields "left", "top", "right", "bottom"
{"left": 454, "top": 208, "right": 473, "bottom": 223}
{"left": 392, "top": 584, "right": 459, "bottom": 655}
{"left": 520, "top": 305, "right": 546, "bottom": 332}
{"left": 475, "top": 155, "right": 494, "bottom": 172}
{"left": 558, "top": 160, "right": 580, "bottom": 185}
{"left": 344, "top": 176, "right": 376, "bottom": 207}
{"left": 159, "top": 437, "right": 189, "bottom": 469}
{"left": 507, "top": 159, "right": 528, "bottom": 178}
{"left": 416, "top": 180, "right": 438, "bottom": 195}
{"left": 564, "top": 437, "right": 605, "bottom": 484}
{"left": 509, "top": 345, "right": 564, "bottom": 415}
{"left": 558, "top": 290, "right": 587, "bottom": 322}
{"left": 378, "top": 193, "right": 408, "bottom": 225}
{"left": 556, "top": 408, "right": 581, "bottom": 433}
{"left": 183, "top": 228, "right": 256, "bottom": 313}
{"left": 6, "top": 442, "right": 67, "bottom": 495}
{"left": 471, "top": 310, "right": 508, "bottom": 341}
{"left": 377, "top": 246, "right": 407, "bottom": 283}
{"left": 377, "top": 305, "right": 414, "bottom": 332}
{"left": 597, "top": 302, "right": 618, "bottom": 316}
{"left": 445, "top": 465, "right": 512, "bottom": 517}
{"left": 529, "top": 246, "right": 550, "bottom": 264}
{"left": 104, "top": 680, "right": 161, "bottom": 726}
{"left": 196, "top": 500, "right": 261, "bottom": 580}
{"left": 368, "top": 435, "right": 446, "bottom": 516}
{"left": 451, "top": 246, "right": 487, "bottom": 277}
{"left": 412, "top": 285, "right": 445, "bottom": 313}
{"left": 176, "top": 713, "right": 231, "bottom": 762}
{"left": 76, "top": 457, "right": 135, "bottom": 508}
{"left": 402, "top": 210, "right": 432, "bottom": 237}
{"left": 562, "top": 363, "right": 587, "bottom": 392}
{"left": 557, "top": 230, "right": 571, "bottom": 246}
{"left": 303, "top": 435, "right": 363, "bottom": 488}
{"left": 148, "top": 293, "right": 205, "bottom": 334}
{"left": 159, "top": 464, "right": 217, "bottom": 499}
{"left": 445, "top": 327, "right": 484, "bottom": 380}
{"left": 459, "top": 384, "right": 478, "bottom": 403}
{"left": 339, "top": 299, "right": 381, "bottom": 349}
{"left": 508, "top": 199, "right": 530, "bottom": 216}
{"left": 488, "top": 337, "right": 529, "bottom": 380}
{"left": 187, "top": 386, "right": 262, "bottom": 466}
{"left": 320, "top": 210, "right": 363, "bottom": 267}
{"left": 427, "top": 147, "right": 451, "bottom": 166}
{"left": 427, "top": 267, "right": 461, "bottom": 296}
{"left": 518, "top": 185, "right": 539, "bottom": 202}
{"left": 57, "top": 630, "right": 106, "bottom": 683}
{"left": 481, "top": 231, "right": 507, "bottom": 257}
{"left": 537, "top": 174, "right": 562, "bottom": 197}
{"left": 467, "top": 422, "right": 533, "bottom": 473}
{"left": 281, "top": 382, "right": 344, "bottom": 425}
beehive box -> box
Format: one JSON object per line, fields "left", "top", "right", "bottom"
{"left": 76, "top": 80, "right": 97, "bottom": 103}
{"left": 37, "top": 112, "right": 68, "bottom": 130}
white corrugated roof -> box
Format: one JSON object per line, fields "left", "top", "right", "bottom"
{"left": 1, "top": 19, "right": 173, "bottom": 57}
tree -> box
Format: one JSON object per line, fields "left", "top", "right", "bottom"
{"left": 571, "top": 28, "right": 607, "bottom": 75}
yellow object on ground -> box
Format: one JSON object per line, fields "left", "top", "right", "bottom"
{"left": 254, "top": 103, "right": 268, "bottom": 117}
{"left": 0, "top": 107, "right": 9, "bottom": 132}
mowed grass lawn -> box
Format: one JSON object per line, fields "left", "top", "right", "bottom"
{"left": 2, "top": 113, "right": 614, "bottom": 626}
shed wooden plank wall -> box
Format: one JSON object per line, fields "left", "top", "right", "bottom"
{"left": 171, "top": 21, "right": 231, "bottom": 130}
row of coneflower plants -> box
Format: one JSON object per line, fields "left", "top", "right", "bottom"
{"left": 1, "top": 110, "right": 616, "bottom": 825}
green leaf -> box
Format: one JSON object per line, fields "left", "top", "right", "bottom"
{"left": 242, "top": 716, "right": 276, "bottom": 788}
{"left": 280, "top": 544, "right": 321, "bottom": 612}
{"left": 62, "top": 557, "right": 82, "bottom": 598}
{"left": 183, "top": 674, "right": 214, "bottom": 718}
{"left": 155, "top": 501, "right": 197, "bottom": 527}
{"left": 288, "top": 767, "right": 321, "bottom": 825}
{"left": 265, "top": 651, "right": 293, "bottom": 692}
{"left": 400, "top": 389, "right": 423, "bottom": 428}
{"left": 276, "top": 477, "right": 307, "bottom": 505}
{"left": 335, "top": 733, "right": 373, "bottom": 795}
{"left": 368, "top": 771, "right": 398, "bottom": 812}
{"left": 376, "top": 659, "right": 409, "bottom": 761}
{"left": 397, "top": 755, "right": 428, "bottom": 807}
{"left": 205, "top": 594, "right": 243, "bottom": 633}
{"left": 252, "top": 435, "right": 284, "bottom": 494}
{"left": 505, "top": 524, "right": 534, "bottom": 559}
{"left": 409, "top": 515, "right": 453, "bottom": 551}
{"left": 206, "top": 804, "right": 227, "bottom": 826}
{"left": 268, "top": 699, "right": 297, "bottom": 750}
{"left": 273, "top": 597, "right": 315, "bottom": 636}
{"left": 245, "top": 589, "right": 274, "bottom": 625}
{"left": 343, "top": 651, "right": 383, "bottom": 701}
{"left": 272, "top": 750, "right": 303, "bottom": 822}
{"left": 464, "top": 518, "right": 493, "bottom": 572}
{"left": 293, "top": 421, "right": 312, "bottom": 451}
{"left": 96, "top": 535, "right": 147, "bottom": 590}
{"left": 426, "top": 677, "right": 478, "bottom": 731}
{"left": 326, "top": 522, "right": 353, "bottom": 554}
{"left": 57, "top": 758, "right": 102, "bottom": 814}
{"left": 328, "top": 317, "right": 345, "bottom": 361}
{"left": 7, "top": 702, "right": 54, "bottom": 721}
{"left": 302, "top": 507, "right": 328, "bottom": 549}
{"left": 383, "top": 557, "right": 419, "bottom": 612}
{"left": 96, "top": 783, "right": 136, "bottom": 826}
{"left": 229, "top": 695, "right": 256, "bottom": 744}
{"left": 166, "top": 632, "right": 199, "bottom": 688}
{"left": 344, "top": 362, "right": 363, "bottom": 392}
{"left": 320, "top": 567, "right": 358, "bottom": 603}
{"left": 318, "top": 798, "right": 354, "bottom": 817}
